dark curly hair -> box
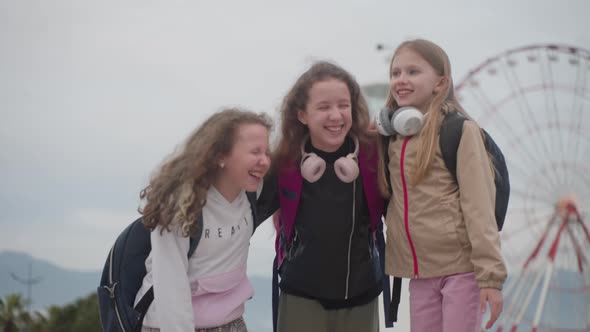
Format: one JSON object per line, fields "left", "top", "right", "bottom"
{"left": 272, "top": 61, "right": 372, "bottom": 171}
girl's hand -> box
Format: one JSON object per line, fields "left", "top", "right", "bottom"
{"left": 480, "top": 288, "right": 503, "bottom": 329}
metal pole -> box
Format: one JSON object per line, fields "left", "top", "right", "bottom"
{"left": 9, "top": 261, "right": 43, "bottom": 310}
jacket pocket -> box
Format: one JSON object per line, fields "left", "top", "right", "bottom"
{"left": 437, "top": 201, "right": 468, "bottom": 247}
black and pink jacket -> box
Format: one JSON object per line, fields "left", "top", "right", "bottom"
{"left": 256, "top": 143, "right": 398, "bottom": 331}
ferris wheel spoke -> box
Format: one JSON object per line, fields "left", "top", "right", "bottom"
{"left": 531, "top": 214, "right": 571, "bottom": 329}
{"left": 499, "top": 62, "right": 557, "bottom": 170}
{"left": 467, "top": 85, "right": 565, "bottom": 189}
{"left": 495, "top": 98, "right": 564, "bottom": 189}
{"left": 464, "top": 86, "right": 558, "bottom": 187}
{"left": 465, "top": 84, "right": 496, "bottom": 118}
{"left": 539, "top": 48, "right": 569, "bottom": 186}
{"left": 504, "top": 153, "right": 560, "bottom": 194}
{"left": 561, "top": 163, "right": 590, "bottom": 200}
{"left": 509, "top": 134, "right": 567, "bottom": 192}
{"left": 498, "top": 116, "right": 560, "bottom": 190}
{"left": 512, "top": 267, "right": 546, "bottom": 329}
{"left": 562, "top": 128, "right": 588, "bottom": 192}
{"left": 505, "top": 208, "right": 553, "bottom": 228}
{"left": 544, "top": 161, "right": 575, "bottom": 197}
{"left": 565, "top": 224, "right": 586, "bottom": 272}
{"left": 570, "top": 55, "right": 589, "bottom": 192}
{"left": 511, "top": 187, "right": 557, "bottom": 207}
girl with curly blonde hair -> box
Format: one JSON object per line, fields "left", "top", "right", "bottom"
{"left": 136, "top": 108, "right": 272, "bottom": 332}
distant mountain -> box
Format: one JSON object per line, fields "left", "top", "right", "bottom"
{"left": 0, "top": 250, "right": 273, "bottom": 332}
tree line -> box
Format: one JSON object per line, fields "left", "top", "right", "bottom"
{"left": 0, "top": 292, "right": 101, "bottom": 332}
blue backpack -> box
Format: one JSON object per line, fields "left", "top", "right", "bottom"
{"left": 97, "top": 191, "right": 257, "bottom": 332}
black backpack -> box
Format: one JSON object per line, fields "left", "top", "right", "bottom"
{"left": 440, "top": 112, "right": 509, "bottom": 231}
{"left": 384, "top": 111, "right": 510, "bottom": 231}
{"left": 97, "top": 191, "right": 257, "bottom": 332}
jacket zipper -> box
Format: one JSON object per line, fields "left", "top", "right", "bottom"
{"left": 102, "top": 244, "right": 128, "bottom": 332}
{"left": 401, "top": 137, "right": 419, "bottom": 278}
{"left": 344, "top": 179, "right": 357, "bottom": 299}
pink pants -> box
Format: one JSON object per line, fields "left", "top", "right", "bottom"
{"left": 409, "top": 272, "right": 482, "bottom": 332}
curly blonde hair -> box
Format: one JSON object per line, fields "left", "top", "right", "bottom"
{"left": 139, "top": 108, "right": 272, "bottom": 236}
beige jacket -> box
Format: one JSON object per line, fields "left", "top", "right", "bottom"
{"left": 384, "top": 120, "right": 507, "bottom": 289}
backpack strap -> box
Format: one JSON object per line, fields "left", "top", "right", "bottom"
{"left": 188, "top": 236, "right": 199, "bottom": 259}
{"left": 382, "top": 135, "right": 393, "bottom": 195}
{"left": 389, "top": 276, "right": 402, "bottom": 324}
{"left": 375, "top": 220, "right": 400, "bottom": 327}
{"left": 272, "top": 255, "right": 279, "bottom": 332}
{"left": 134, "top": 288, "right": 154, "bottom": 329}
{"left": 439, "top": 111, "right": 467, "bottom": 181}
{"left": 246, "top": 191, "right": 260, "bottom": 232}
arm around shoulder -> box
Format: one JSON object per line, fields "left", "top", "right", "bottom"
{"left": 255, "top": 172, "right": 280, "bottom": 224}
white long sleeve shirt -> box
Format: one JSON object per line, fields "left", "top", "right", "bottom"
{"left": 135, "top": 187, "right": 254, "bottom": 332}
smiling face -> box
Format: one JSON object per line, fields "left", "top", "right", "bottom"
{"left": 390, "top": 47, "right": 446, "bottom": 112}
{"left": 216, "top": 123, "right": 270, "bottom": 200}
{"left": 297, "top": 78, "right": 352, "bottom": 152}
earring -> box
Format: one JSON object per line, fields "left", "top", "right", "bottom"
{"left": 220, "top": 162, "right": 225, "bottom": 169}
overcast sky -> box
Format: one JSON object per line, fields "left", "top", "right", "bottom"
{"left": 1, "top": 0, "right": 589, "bottom": 305}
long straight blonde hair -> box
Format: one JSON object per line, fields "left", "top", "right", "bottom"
{"left": 377, "top": 39, "right": 486, "bottom": 195}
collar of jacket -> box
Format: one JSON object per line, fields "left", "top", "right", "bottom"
{"left": 277, "top": 142, "right": 384, "bottom": 247}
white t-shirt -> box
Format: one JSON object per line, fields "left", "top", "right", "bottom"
{"left": 135, "top": 187, "right": 254, "bottom": 331}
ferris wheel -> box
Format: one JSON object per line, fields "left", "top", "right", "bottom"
{"left": 455, "top": 44, "right": 590, "bottom": 332}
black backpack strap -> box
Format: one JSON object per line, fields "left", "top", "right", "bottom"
{"left": 439, "top": 112, "right": 467, "bottom": 181}
{"left": 272, "top": 255, "right": 279, "bottom": 332}
{"left": 246, "top": 191, "right": 259, "bottom": 232}
{"left": 380, "top": 137, "right": 399, "bottom": 326}
{"left": 188, "top": 236, "right": 199, "bottom": 258}
{"left": 134, "top": 287, "right": 154, "bottom": 328}
{"left": 383, "top": 135, "right": 393, "bottom": 195}
{"left": 188, "top": 214, "right": 203, "bottom": 258}
{"left": 375, "top": 221, "right": 397, "bottom": 327}
{"left": 390, "top": 277, "right": 402, "bottom": 323}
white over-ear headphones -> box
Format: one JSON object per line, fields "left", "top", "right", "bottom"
{"left": 300, "top": 135, "right": 360, "bottom": 183}
{"left": 374, "top": 106, "right": 424, "bottom": 136}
